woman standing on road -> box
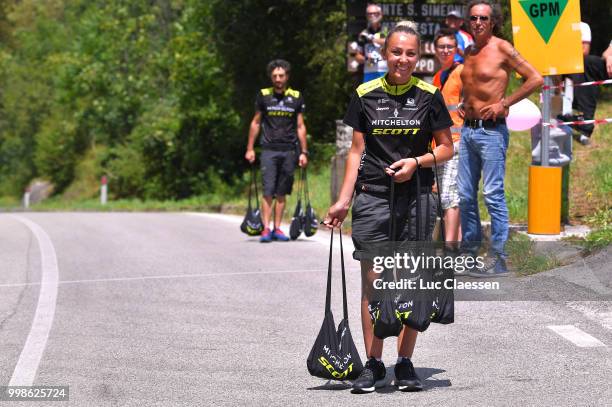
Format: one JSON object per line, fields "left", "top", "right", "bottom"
{"left": 323, "top": 25, "right": 454, "bottom": 393}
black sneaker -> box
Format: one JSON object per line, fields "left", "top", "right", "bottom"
{"left": 352, "top": 358, "right": 386, "bottom": 393}
{"left": 468, "top": 254, "right": 509, "bottom": 278}
{"left": 394, "top": 358, "right": 423, "bottom": 392}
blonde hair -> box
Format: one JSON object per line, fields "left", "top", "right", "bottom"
{"left": 395, "top": 20, "right": 417, "bottom": 31}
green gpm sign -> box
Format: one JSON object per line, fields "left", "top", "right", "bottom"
{"left": 519, "top": 0, "right": 569, "bottom": 43}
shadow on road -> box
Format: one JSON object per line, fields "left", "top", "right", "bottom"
{"left": 307, "top": 381, "right": 352, "bottom": 391}
{"left": 306, "top": 366, "right": 450, "bottom": 392}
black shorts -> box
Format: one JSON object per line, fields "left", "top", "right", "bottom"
{"left": 351, "top": 190, "right": 438, "bottom": 261}
{"left": 260, "top": 149, "right": 297, "bottom": 197}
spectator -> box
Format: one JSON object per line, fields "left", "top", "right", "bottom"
{"left": 355, "top": 3, "right": 388, "bottom": 83}
{"left": 445, "top": 9, "right": 473, "bottom": 63}
{"left": 457, "top": 1, "right": 542, "bottom": 276}
{"left": 432, "top": 28, "right": 464, "bottom": 244}
{"left": 566, "top": 23, "right": 610, "bottom": 145}
{"left": 603, "top": 40, "right": 612, "bottom": 77}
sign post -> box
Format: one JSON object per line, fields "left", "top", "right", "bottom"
{"left": 100, "top": 176, "right": 108, "bottom": 205}
{"left": 510, "top": 0, "right": 582, "bottom": 234}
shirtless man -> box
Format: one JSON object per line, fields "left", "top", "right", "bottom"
{"left": 458, "top": 0, "right": 543, "bottom": 277}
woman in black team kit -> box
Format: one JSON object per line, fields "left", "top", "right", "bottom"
{"left": 323, "top": 25, "right": 453, "bottom": 393}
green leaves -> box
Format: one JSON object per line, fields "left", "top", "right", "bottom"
{"left": 0, "top": 0, "right": 240, "bottom": 198}
{"left": 0, "top": 0, "right": 346, "bottom": 199}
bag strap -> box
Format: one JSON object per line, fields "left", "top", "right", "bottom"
{"left": 388, "top": 176, "right": 396, "bottom": 241}
{"left": 252, "top": 165, "right": 260, "bottom": 209}
{"left": 388, "top": 177, "right": 399, "bottom": 280}
{"left": 431, "top": 152, "right": 446, "bottom": 241}
{"left": 324, "top": 228, "right": 350, "bottom": 320}
{"left": 303, "top": 167, "right": 310, "bottom": 205}
{"left": 339, "top": 228, "right": 349, "bottom": 321}
{"left": 247, "top": 165, "right": 254, "bottom": 211}
{"left": 325, "top": 228, "right": 334, "bottom": 315}
{"left": 296, "top": 167, "right": 304, "bottom": 204}
{"left": 415, "top": 164, "right": 422, "bottom": 240}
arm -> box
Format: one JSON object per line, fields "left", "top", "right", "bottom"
{"left": 603, "top": 44, "right": 612, "bottom": 77}
{"left": 296, "top": 113, "right": 308, "bottom": 167}
{"left": 385, "top": 128, "right": 454, "bottom": 182}
{"left": 355, "top": 50, "right": 366, "bottom": 64}
{"left": 480, "top": 41, "right": 544, "bottom": 120}
{"left": 323, "top": 130, "right": 365, "bottom": 228}
{"left": 245, "top": 111, "right": 261, "bottom": 163}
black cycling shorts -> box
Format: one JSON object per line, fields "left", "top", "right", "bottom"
{"left": 260, "top": 149, "right": 297, "bottom": 197}
{"left": 351, "top": 190, "right": 438, "bottom": 261}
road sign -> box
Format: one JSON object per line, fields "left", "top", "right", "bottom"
{"left": 511, "top": 0, "right": 582, "bottom": 75}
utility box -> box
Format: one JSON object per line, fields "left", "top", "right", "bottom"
{"left": 528, "top": 165, "right": 562, "bottom": 234}
{"left": 530, "top": 121, "right": 572, "bottom": 167}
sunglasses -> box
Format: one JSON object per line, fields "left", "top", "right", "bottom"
{"left": 436, "top": 45, "right": 456, "bottom": 50}
{"left": 469, "top": 15, "right": 490, "bottom": 22}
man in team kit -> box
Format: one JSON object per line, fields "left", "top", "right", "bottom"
{"left": 245, "top": 59, "right": 308, "bottom": 243}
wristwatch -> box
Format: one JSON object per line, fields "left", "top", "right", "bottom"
{"left": 301, "top": 151, "right": 309, "bottom": 156}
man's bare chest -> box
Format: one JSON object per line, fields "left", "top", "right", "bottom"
{"left": 463, "top": 51, "right": 508, "bottom": 83}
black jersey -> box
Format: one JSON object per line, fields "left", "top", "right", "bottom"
{"left": 255, "top": 87, "right": 305, "bottom": 147}
{"left": 343, "top": 75, "right": 452, "bottom": 193}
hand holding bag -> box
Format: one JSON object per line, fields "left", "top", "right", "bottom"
{"left": 307, "top": 228, "right": 363, "bottom": 381}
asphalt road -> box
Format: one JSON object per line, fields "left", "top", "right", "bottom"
{"left": 1, "top": 212, "right": 611, "bottom": 406}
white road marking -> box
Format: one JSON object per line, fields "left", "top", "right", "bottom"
{"left": 8, "top": 215, "right": 60, "bottom": 386}
{"left": 565, "top": 301, "right": 612, "bottom": 331}
{"left": 0, "top": 267, "right": 358, "bottom": 289}
{"left": 547, "top": 325, "right": 606, "bottom": 348}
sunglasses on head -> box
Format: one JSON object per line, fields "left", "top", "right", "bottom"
{"left": 470, "top": 15, "right": 490, "bottom": 22}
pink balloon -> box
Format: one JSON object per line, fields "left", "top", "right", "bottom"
{"left": 506, "top": 98, "right": 542, "bottom": 131}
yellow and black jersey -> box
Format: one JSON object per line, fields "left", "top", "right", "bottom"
{"left": 343, "top": 75, "right": 452, "bottom": 192}
{"left": 255, "top": 87, "right": 305, "bottom": 148}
